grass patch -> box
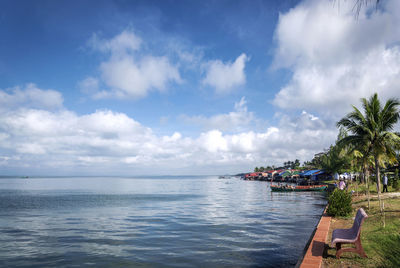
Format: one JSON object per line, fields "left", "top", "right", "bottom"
{"left": 346, "top": 180, "right": 399, "bottom": 195}
{"left": 323, "top": 193, "right": 400, "bottom": 267}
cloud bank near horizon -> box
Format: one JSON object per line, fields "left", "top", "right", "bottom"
{"left": 0, "top": 85, "right": 336, "bottom": 175}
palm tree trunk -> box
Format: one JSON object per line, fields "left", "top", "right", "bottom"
{"left": 360, "top": 168, "right": 364, "bottom": 184}
{"left": 367, "top": 180, "right": 370, "bottom": 209}
{"left": 374, "top": 156, "right": 383, "bottom": 214}
{"left": 365, "top": 165, "right": 370, "bottom": 210}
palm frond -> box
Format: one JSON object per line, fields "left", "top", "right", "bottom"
{"left": 380, "top": 98, "right": 400, "bottom": 131}
{"left": 336, "top": 92, "right": 400, "bottom": 176}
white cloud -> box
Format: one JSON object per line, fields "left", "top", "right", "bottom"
{"left": 273, "top": 0, "right": 400, "bottom": 117}
{"left": 0, "top": 83, "right": 63, "bottom": 110}
{"left": 16, "top": 143, "right": 46, "bottom": 155}
{"left": 89, "top": 30, "right": 142, "bottom": 55}
{"left": 198, "top": 130, "right": 228, "bottom": 153}
{"left": 84, "top": 31, "right": 249, "bottom": 99}
{"left": 0, "top": 86, "right": 337, "bottom": 175}
{"left": 181, "top": 97, "right": 258, "bottom": 132}
{"left": 203, "top": 53, "right": 248, "bottom": 93}
{"left": 78, "top": 77, "right": 99, "bottom": 94}
{"left": 191, "top": 109, "right": 336, "bottom": 168}
{"left": 100, "top": 55, "right": 181, "bottom": 99}
{"left": 84, "top": 30, "right": 182, "bottom": 99}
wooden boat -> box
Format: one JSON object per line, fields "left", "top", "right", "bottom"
{"left": 270, "top": 184, "right": 327, "bottom": 192}
{"left": 294, "top": 185, "right": 328, "bottom": 191}
{"left": 270, "top": 185, "right": 295, "bottom": 192}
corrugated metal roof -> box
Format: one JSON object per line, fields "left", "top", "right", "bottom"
{"left": 301, "top": 169, "right": 321, "bottom": 176}
{"left": 278, "top": 170, "right": 292, "bottom": 177}
{"left": 313, "top": 170, "right": 325, "bottom": 175}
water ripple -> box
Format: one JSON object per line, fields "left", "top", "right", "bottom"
{"left": 0, "top": 176, "right": 326, "bottom": 267}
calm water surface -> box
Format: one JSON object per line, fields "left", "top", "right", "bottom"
{"left": 0, "top": 176, "right": 326, "bottom": 267}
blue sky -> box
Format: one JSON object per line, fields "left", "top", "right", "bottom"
{"left": 1, "top": 0, "right": 399, "bottom": 175}
{"left": 1, "top": 1, "right": 296, "bottom": 123}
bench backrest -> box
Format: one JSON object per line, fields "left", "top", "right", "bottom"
{"left": 351, "top": 208, "right": 368, "bottom": 237}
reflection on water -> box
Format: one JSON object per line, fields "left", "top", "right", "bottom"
{"left": 0, "top": 176, "right": 326, "bottom": 267}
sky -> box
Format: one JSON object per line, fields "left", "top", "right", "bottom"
{"left": 0, "top": 0, "right": 399, "bottom": 176}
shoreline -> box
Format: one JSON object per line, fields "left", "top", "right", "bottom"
{"left": 296, "top": 204, "right": 331, "bottom": 268}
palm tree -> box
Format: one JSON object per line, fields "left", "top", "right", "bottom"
{"left": 337, "top": 93, "right": 400, "bottom": 213}
{"left": 351, "top": 146, "right": 373, "bottom": 209}
{"left": 335, "top": 0, "right": 381, "bottom": 18}
{"left": 353, "top": 0, "right": 380, "bottom": 17}
{"left": 294, "top": 159, "right": 300, "bottom": 168}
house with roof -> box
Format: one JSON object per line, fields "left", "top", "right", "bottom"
{"left": 300, "top": 169, "right": 328, "bottom": 181}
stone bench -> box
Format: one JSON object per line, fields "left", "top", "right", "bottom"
{"left": 331, "top": 208, "right": 368, "bottom": 259}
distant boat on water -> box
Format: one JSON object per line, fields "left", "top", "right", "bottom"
{"left": 270, "top": 184, "right": 327, "bottom": 192}
{"left": 218, "top": 175, "right": 231, "bottom": 179}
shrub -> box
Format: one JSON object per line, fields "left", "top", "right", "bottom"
{"left": 327, "top": 189, "right": 352, "bottom": 217}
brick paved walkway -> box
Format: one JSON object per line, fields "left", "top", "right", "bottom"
{"left": 300, "top": 212, "right": 331, "bottom": 268}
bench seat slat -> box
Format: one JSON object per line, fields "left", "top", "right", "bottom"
{"left": 332, "top": 228, "right": 358, "bottom": 244}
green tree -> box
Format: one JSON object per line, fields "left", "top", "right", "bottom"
{"left": 337, "top": 93, "right": 400, "bottom": 213}
{"left": 320, "top": 128, "right": 354, "bottom": 175}
{"left": 393, "top": 169, "right": 399, "bottom": 191}
{"left": 320, "top": 145, "right": 350, "bottom": 175}
{"left": 294, "top": 159, "right": 300, "bottom": 168}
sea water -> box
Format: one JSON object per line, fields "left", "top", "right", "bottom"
{"left": 0, "top": 176, "right": 326, "bottom": 267}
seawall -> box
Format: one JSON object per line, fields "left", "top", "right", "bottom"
{"left": 296, "top": 205, "right": 331, "bottom": 268}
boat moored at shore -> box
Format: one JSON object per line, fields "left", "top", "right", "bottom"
{"left": 270, "top": 184, "right": 327, "bottom": 192}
